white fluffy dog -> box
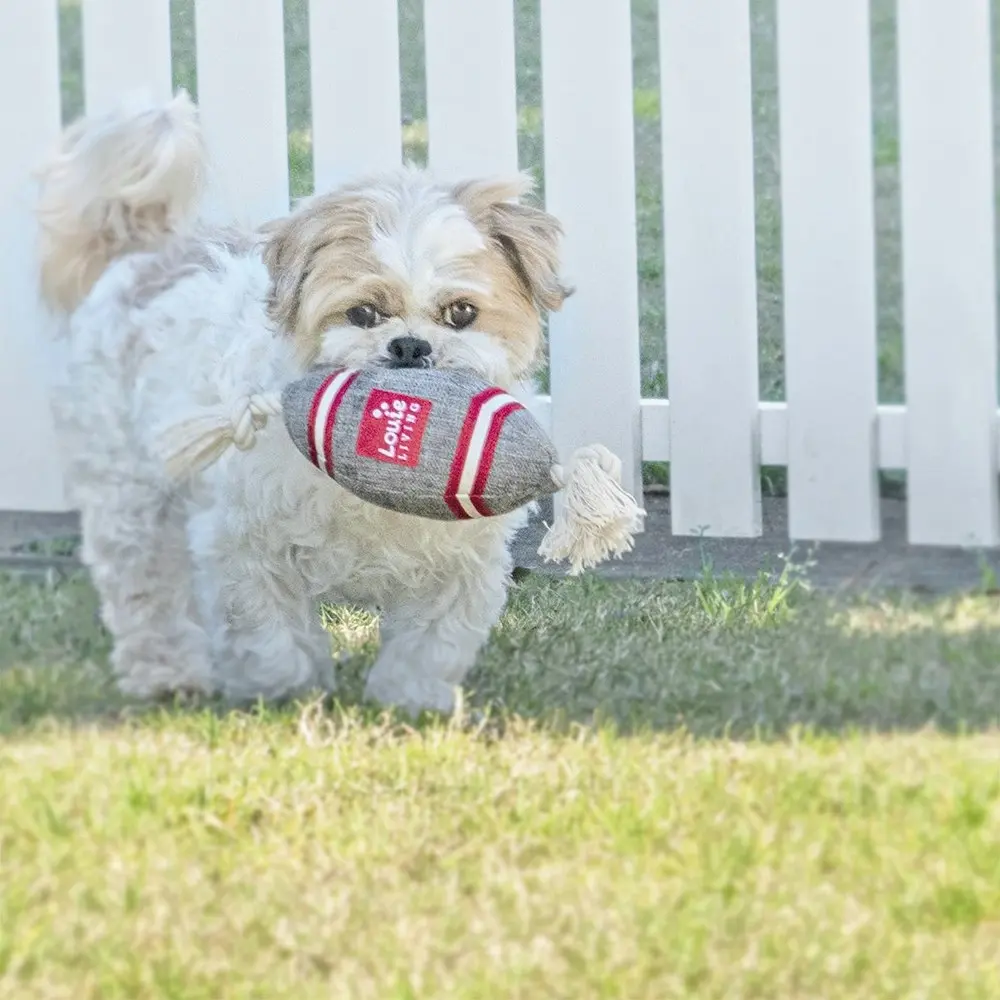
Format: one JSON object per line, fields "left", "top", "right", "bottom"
{"left": 37, "top": 93, "right": 569, "bottom": 715}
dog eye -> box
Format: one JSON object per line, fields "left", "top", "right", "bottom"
{"left": 443, "top": 301, "right": 478, "bottom": 330}
{"left": 346, "top": 304, "right": 386, "bottom": 329}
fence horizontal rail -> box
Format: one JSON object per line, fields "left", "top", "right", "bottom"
{"left": 530, "top": 397, "right": 947, "bottom": 478}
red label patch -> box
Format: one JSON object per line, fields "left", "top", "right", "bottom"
{"left": 356, "top": 389, "right": 433, "bottom": 467}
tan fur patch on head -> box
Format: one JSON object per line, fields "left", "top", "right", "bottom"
{"left": 452, "top": 174, "right": 573, "bottom": 313}
{"left": 262, "top": 187, "right": 383, "bottom": 363}
{"left": 262, "top": 169, "right": 570, "bottom": 381}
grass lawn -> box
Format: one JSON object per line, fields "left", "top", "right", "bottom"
{"left": 4, "top": 568, "right": 1000, "bottom": 997}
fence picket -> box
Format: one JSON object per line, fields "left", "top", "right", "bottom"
{"left": 777, "top": 0, "right": 879, "bottom": 542}
{"left": 898, "top": 0, "right": 999, "bottom": 546}
{"left": 195, "top": 0, "right": 289, "bottom": 226}
{"left": 425, "top": 0, "right": 519, "bottom": 180}
{"left": 82, "top": 0, "right": 172, "bottom": 115}
{"left": 660, "top": 0, "right": 761, "bottom": 536}
{"left": 309, "top": 0, "right": 402, "bottom": 192}
{"left": 0, "top": 3, "right": 66, "bottom": 510}
{"left": 540, "top": 0, "right": 643, "bottom": 504}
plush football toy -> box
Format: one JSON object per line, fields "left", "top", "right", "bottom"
{"left": 160, "top": 367, "right": 645, "bottom": 574}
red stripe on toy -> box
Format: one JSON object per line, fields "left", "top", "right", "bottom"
{"left": 306, "top": 372, "right": 338, "bottom": 468}
{"left": 470, "top": 401, "right": 523, "bottom": 517}
{"left": 322, "top": 370, "right": 359, "bottom": 476}
{"left": 444, "top": 387, "right": 505, "bottom": 519}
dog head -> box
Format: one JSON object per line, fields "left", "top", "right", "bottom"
{"left": 262, "top": 169, "right": 571, "bottom": 389}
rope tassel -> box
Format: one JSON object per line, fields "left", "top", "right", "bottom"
{"left": 539, "top": 445, "right": 646, "bottom": 575}
{"left": 159, "top": 392, "right": 281, "bottom": 480}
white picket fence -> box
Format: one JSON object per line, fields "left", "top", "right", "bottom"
{"left": 0, "top": 0, "right": 997, "bottom": 548}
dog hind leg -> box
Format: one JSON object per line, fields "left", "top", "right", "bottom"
{"left": 81, "top": 486, "right": 213, "bottom": 699}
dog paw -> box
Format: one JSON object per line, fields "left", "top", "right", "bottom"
{"left": 116, "top": 672, "right": 214, "bottom": 704}
{"left": 112, "top": 641, "right": 214, "bottom": 703}
{"left": 362, "top": 672, "right": 456, "bottom": 718}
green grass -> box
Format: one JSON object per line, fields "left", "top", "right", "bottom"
{"left": 7, "top": 566, "right": 1000, "bottom": 737}
{"left": 6, "top": 721, "right": 1000, "bottom": 999}
{"left": 5, "top": 569, "right": 1000, "bottom": 996}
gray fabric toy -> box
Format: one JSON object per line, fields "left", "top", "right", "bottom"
{"left": 160, "top": 367, "right": 645, "bottom": 574}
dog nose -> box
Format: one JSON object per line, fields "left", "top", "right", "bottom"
{"left": 387, "top": 336, "right": 433, "bottom": 368}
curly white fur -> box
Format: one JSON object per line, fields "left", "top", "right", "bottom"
{"left": 38, "top": 94, "right": 568, "bottom": 716}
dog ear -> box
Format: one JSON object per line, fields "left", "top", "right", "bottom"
{"left": 261, "top": 213, "right": 311, "bottom": 335}
{"left": 261, "top": 193, "right": 376, "bottom": 347}
{"left": 453, "top": 174, "right": 573, "bottom": 313}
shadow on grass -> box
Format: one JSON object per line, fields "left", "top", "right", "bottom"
{"left": 3, "top": 569, "right": 1000, "bottom": 741}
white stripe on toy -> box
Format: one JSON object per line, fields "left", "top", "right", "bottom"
{"left": 309, "top": 369, "right": 358, "bottom": 475}
{"left": 453, "top": 391, "right": 521, "bottom": 518}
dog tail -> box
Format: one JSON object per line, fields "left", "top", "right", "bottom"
{"left": 36, "top": 91, "right": 205, "bottom": 314}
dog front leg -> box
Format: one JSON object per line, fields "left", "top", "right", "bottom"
{"left": 363, "top": 561, "right": 510, "bottom": 717}
{"left": 191, "top": 519, "right": 334, "bottom": 704}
